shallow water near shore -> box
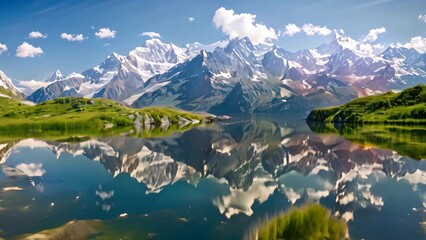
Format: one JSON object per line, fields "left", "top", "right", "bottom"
{"left": 0, "top": 114, "right": 425, "bottom": 239}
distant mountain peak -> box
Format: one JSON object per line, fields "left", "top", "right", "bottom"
{"left": 225, "top": 37, "right": 256, "bottom": 53}
{"left": 142, "top": 38, "right": 181, "bottom": 53}
{"left": 45, "top": 69, "right": 64, "bottom": 82}
{"left": 316, "top": 29, "right": 358, "bottom": 55}
{"left": 380, "top": 46, "right": 421, "bottom": 65}
{"left": 0, "top": 70, "right": 24, "bottom": 99}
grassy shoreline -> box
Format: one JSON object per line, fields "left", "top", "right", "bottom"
{"left": 0, "top": 96, "right": 208, "bottom": 140}
{"left": 307, "top": 84, "right": 426, "bottom": 124}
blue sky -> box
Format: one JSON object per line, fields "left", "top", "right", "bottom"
{"left": 0, "top": 0, "right": 425, "bottom": 81}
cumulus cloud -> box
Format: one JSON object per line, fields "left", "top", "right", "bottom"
{"left": 95, "top": 28, "right": 116, "bottom": 39}
{"left": 61, "top": 33, "right": 84, "bottom": 42}
{"left": 15, "top": 163, "right": 46, "bottom": 177}
{"left": 358, "top": 42, "right": 385, "bottom": 55}
{"left": 0, "top": 43, "right": 7, "bottom": 54}
{"left": 139, "top": 31, "right": 162, "bottom": 38}
{"left": 213, "top": 7, "right": 277, "bottom": 44}
{"left": 28, "top": 31, "right": 47, "bottom": 39}
{"left": 189, "top": 17, "right": 195, "bottom": 22}
{"left": 398, "top": 36, "right": 426, "bottom": 53}
{"left": 301, "top": 23, "right": 332, "bottom": 36}
{"left": 418, "top": 14, "right": 426, "bottom": 23}
{"left": 17, "top": 80, "right": 50, "bottom": 95}
{"left": 16, "top": 42, "right": 43, "bottom": 58}
{"left": 282, "top": 23, "right": 331, "bottom": 36}
{"left": 283, "top": 23, "right": 301, "bottom": 36}
{"left": 362, "top": 27, "right": 386, "bottom": 42}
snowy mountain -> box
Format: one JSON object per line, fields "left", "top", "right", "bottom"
{"left": 27, "top": 72, "right": 89, "bottom": 103}
{"left": 0, "top": 70, "right": 24, "bottom": 99}
{"left": 44, "top": 70, "right": 64, "bottom": 82}
{"left": 18, "top": 32, "right": 426, "bottom": 113}
{"left": 82, "top": 52, "right": 125, "bottom": 84}
{"left": 412, "top": 53, "right": 426, "bottom": 71}
{"left": 127, "top": 38, "right": 189, "bottom": 80}
{"left": 381, "top": 46, "right": 421, "bottom": 66}
{"left": 130, "top": 38, "right": 275, "bottom": 111}
{"left": 27, "top": 38, "right": 197, "bottom": 103}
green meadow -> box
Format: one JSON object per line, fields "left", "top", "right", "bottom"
{"left": 307, "top": 84, "right": 426, "bottom": 124}
{"left": 0, "top": 95, "right": 206, "bottom": 141}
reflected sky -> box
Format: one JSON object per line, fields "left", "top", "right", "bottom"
{"left": 0, "top": 116, "right": 425, "bottom": 239}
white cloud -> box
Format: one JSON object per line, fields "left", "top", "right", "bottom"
{"left": 372, "top": 43, "right": 385, "bottom": 51}
{"left": 17, "top": 80, "right": 50, "bottom": 95}
{"left": 282, "top": 23, "right": 332, "bottom": 37}
{"left": 283, "top": 23, "right": 301, "bottom": 36}
{"left": 418, "top": 14, "right": 426, "bottom": 23}
{"left": 28, "top": 31, "right": 47, "bottom": 39}
{"left": 189, "top": 17, "right": 195, "bottom": 22}
{"left": 0, "top": 43, "right": 7, "bottom": 54}
{"left": 95, "top": 28, "right": 116, "bottom": 39}
{"left": 398, "top": 36, "right": 426, "bottom": 53}
{"left": 362, "top": 27, "right": 386, "bottom": 42}
{"left": 16, "top": 42, "right": 43, "bottom": 58}
{"left": 358, "top": 42, "right": 385, "bottom": 55}
{"left": 15, "top": 163, "right": 46, "bottom": 177}
{"left": 358, "top": 44, "right": 372, "bottom": 55}
{"left": 139, "top": 31, "right": 162, "bottom": 38}
{"left": 212, "top": 7, "right": 277, "bottom": 44}
{"left": 61, "top": 33, "right": 85, "bottom": 42}
{"left": 301, "top": 23, "right": 332, "bottom": 36}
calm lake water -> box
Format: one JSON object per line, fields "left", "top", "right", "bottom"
{"left": 0, "top": 115, "right": 425, "bottom": 239}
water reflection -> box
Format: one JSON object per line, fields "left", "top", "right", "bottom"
{"left": 308, "top": 122, "right": 426, "bottom": 160}
{"left": 0, "top": 116, "right": 425, "bottom": 239}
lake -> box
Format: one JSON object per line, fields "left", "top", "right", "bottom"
{"left": 0, "top": 115, "right": 425, "bottom": 239}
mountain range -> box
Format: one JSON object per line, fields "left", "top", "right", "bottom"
{"left": 2, "top": 30, "right": 426, "bottom": 114}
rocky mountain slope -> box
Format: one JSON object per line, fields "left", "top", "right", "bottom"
{"left": 0, "top": 70, "right": 24, "bottom": 99}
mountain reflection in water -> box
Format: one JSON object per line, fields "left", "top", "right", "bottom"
{"left": 0, "top": 116, "right": 425, "bottom": 239}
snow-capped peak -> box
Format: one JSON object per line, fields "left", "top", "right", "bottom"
{"left": 0, "top": 70, "right": 23, "bottom": 98}
{"left": 185, "top": 40, "right": 228, "bottom": 57}
{"left": 380, "top": 46, "right": 421, "bottom": 65}
{"left": 45, "top": 70, "right": 64, "bottom": 82}
{"left": 225, "top": 37, "right": 256, "bottom": 53}
{"left": 316, "top": 29, "right": 359, "bottom": 56}
{"left": 126, "top": 39, "right": 190, "bottom": 81}
{"left": 0, "top": 70, "right": 13, "bottom": 88}
{"left": 130, "top": 38, "right": 187, "bottom": 64}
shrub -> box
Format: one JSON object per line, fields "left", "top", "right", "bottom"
{"left": 255, "top": 204, "right": 347, "bottom": 240}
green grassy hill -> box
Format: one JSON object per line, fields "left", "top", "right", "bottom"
{"left": 0, "top": 95, "right": 206, "bottom": 140}
{"left": 307, "top": 84, "right": 426, "bottom": 124}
